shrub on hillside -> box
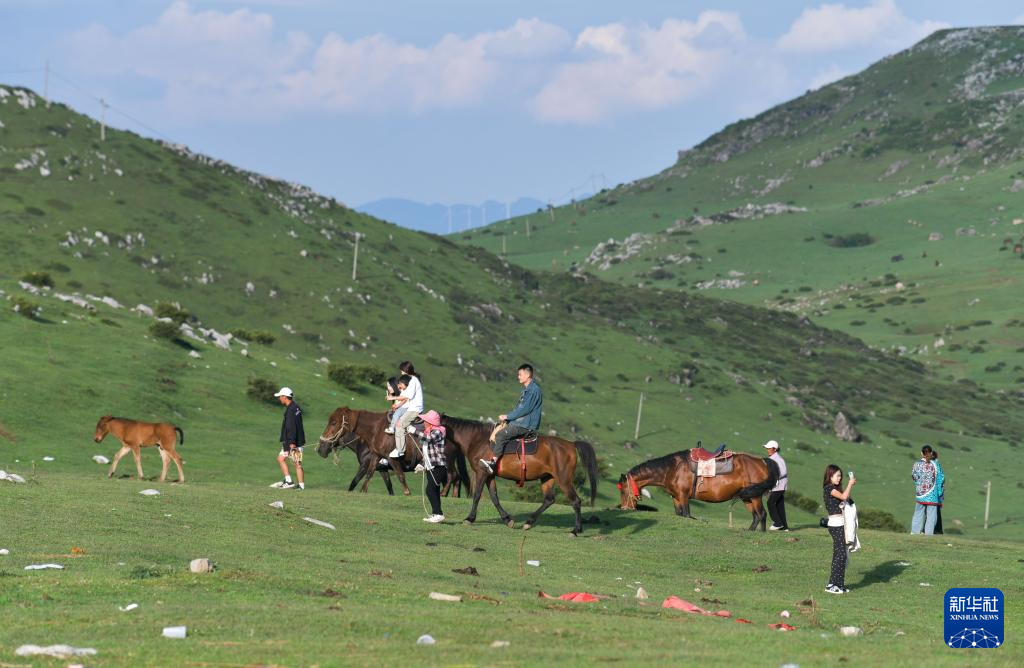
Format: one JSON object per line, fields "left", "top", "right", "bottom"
{"left": 858, "top": 507, "right": 905, "bottom": 532}
{"left": 787, "top": 491, "right": 819, "bottom": 514}
{"left": 21, "top": 271, "right": 54, "bottom": 288}
{"left": 155, "top": 302, "right": 190, "bottom": 324}
{"left": 149, "top": 320, "right": 181, "bottom": 342}
{"left": 827, "top": 233, "right": 875, "bottom": 248}
{"left": 327, "top": 363, "right": 386, "bottom": 389}
{"left": 247, "top": 377, "right": 280, "bottom": 406}
{"left": 230, "top": 328, "right": 276, "bottom": 345}
{"left": 12, "top": 296, "right": 41, "bottom": 319}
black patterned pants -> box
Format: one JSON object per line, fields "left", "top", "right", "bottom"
{"left": 828, "top": 525, "right": 847, "bottom": 587}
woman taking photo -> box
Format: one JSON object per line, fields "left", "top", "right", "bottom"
{"left": 823, "top": 464, "right": 856, "bottom": 594}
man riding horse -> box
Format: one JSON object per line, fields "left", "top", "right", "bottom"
{"left": 480, "top": 363, "right": 542, "bottom": 474}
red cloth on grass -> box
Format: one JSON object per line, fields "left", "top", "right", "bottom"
{"left": 662, "top": 596, "right": 731, "bottom": 617}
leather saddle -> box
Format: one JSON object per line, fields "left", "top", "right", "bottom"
{"left": 688, "top": 445, "right": 734, "bottom": 475}
{"left": 499, "top": 431, "right": 539, "bottom": 456}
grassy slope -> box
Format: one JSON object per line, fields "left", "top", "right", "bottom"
{"left": 458, "top": 27, "right": 1024, "bottom": 392}
{"left": 2, "top": 80, "right": 1024, "bottom": 541}
{"left": 1, "top": 473, "right": 1022, "bottom": 666}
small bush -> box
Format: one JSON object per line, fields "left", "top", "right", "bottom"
{"left": 858, "top": 507, "right": 905, "bottom": 532}
{"left": 327, "top": 363, "right": 386, "bottom": 388}
{"left": 788, "top": 491, "right": 819, "bottom": 514}
{"left": 795, "top": 441, "right": 821, "bottom": 454}
{"left": 21, "top": 271, "right": 54, "bottom": 288}
{"left": 155, "top": 302, "right": 190, "bottom": 324}
{"left": 12, "top": 296, "right": 41, "bottom": 319}
{"left": 230, "top": 328, "right": 276, "bottom": 345}
{"left": 827, "top": 233, "right": 875, "bottom": 248}
{"left": 247, "top": 378, "right": 280, "bottom": 406}
{"left": 149, "top": 321, "right": 180, "bottom": 341}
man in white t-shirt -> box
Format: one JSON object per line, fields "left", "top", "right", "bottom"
{"left": 763, "top": 439, "right": 789, "bottom": 531}
{"left": 388, "top": 372, "right": 423, "bottom": 457}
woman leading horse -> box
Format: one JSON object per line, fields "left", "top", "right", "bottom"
{"left": 618, "top": 449, "right": 779, "bottom": 531}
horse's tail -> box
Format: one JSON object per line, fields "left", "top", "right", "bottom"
{"left": 175, "top": 427, "right": 185, "bottom": 445}
{"left": 738, "top": 456, "right": 778, "bottom": 500}
{"left": 574, "top": 440, "right": 600, "bottom": 507}
{"left": 454, "top": 449, "right": 471, "bottom": 497}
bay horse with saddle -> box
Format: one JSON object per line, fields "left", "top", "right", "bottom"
{"left": 618, "top": 443, "right": 779, "bottom": 530}
{"left": 441, "top": 415, "right": 599, "bottom": 535}
{"left": 316, "top": 407, "right": 467, "bottom": 496}
{"left": 93, "top": 415, "right": 186, "bottom": 482}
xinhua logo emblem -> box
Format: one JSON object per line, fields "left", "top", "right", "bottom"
{"left": 945, "top": 588, "right": 1003, "bottom": 649}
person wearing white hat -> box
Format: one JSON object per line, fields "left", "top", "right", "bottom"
{"left": 273, "top": 387, "right": 306, "bottom": 490}
{"left": 763, "top": 439, "right": 788, "bottom": 531}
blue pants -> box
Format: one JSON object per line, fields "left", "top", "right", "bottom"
{"left": 911, "top": 503, "right": 938, "bottom": 534}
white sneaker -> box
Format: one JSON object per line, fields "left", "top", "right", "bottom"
{"left": 769, "top": 525, "right": 782, "bottom": 531}
{"left": 424, "top": 514, "right": 445, "bottom": 523}
{"left": 388, "top": 448, "right": 402, "bottom": 458}
{"left": 384, "top": 427, "right": 394, "bottom": 434}
{"left": 825, "top": 585, "right": 845, "bottom": 595}
{"left": 479, "top": 458, "right": 495, "bottom": 473}
{"left": 280, "top": 481, "right": 297, "bottom": 489}
{"left": 414, "top": 464, "right": 425, "bottom": 473}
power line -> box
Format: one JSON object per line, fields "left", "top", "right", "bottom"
{"left": 46, "top": 68, "right": 174, "bottom": 142}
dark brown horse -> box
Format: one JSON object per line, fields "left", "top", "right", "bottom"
{"left": 93, "top": 415, "right": 185, "bottom": 482}
{"left": 617, "top": 450, "right": 778, "bottom": 531}
{"left": 441, "top": 415, "right": 599, "bottom": 535}
{"left": 317, "top": 425, "right": 467, "bottom": 496}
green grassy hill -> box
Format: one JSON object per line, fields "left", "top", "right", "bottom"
{"left": 2, "top": 79, "right": 1024, "bottom": 543}
{"left": 459, "top": 27, "right": 1024, "bottom": 393}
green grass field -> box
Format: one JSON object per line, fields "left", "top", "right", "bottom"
{"left": 2, "top": 470, "right": 1022, "bottom": 666}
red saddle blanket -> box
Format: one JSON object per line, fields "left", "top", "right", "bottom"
{"left": 691, "top": 447, "right": 733, "bottom": 461}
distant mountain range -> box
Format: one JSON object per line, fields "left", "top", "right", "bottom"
{"left": 356, "top": 197, "right": 551, "bottom": 235}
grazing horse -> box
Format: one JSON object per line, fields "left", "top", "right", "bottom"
{"left": 93, "top": 415, "right": 185, "bottom": 482}
{"left": 617, "top": 450, "right": 778, "bottom": 531}
{"left": 441, "top": 415, "right": 599, "bottom": 535}
{"left": 317, "top": 428, "right": 467, "bottom": 496}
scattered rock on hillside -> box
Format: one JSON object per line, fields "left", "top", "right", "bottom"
{"left": 929, "top": 232, "right": 943, "bottom": 241}
{"left": 189, "top": 558, "right": 215, "bottom": 573}
{"left": 0, "top": 470, "right": 27, "bottom": 483}
{"left": 834, "top": 412, "right": 861, "bottom": 442}
{"left": 955, "top": 226, "right": 977, "bottom": 237}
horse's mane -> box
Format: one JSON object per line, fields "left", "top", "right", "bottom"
{"left": 440, "top": 414, "right": 492, "bottom": 434}
{"left": 630, "top": 450, "right": 688, "bottom": 478}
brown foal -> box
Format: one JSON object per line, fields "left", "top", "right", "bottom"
{"left": 93, "top": 415, "right": 185, "bottom": 482}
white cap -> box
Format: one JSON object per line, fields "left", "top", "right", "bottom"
{"left": 762, "top": 439, "right": 779, "bottom": 450}
{"left": 274, "top": 386, "right": 294, "bottom": 398}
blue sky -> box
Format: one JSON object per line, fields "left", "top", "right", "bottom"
{"left": 3, "top": 1, "right": 1023, "bottom": 207}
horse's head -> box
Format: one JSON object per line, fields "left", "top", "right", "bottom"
{"left": 94, "top": 415, "right": 113, "bottom": 443}
{"left": 617, "top": 472, "right": 640, "bottom": 510}
{"left": 317, "top": 407, "right": 354, "bottom": 458}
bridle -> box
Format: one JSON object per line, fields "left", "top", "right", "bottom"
{"left": 617, "top": 472, "right": 641, "bottom": 510}
{"left": 320, "top": 414, "right": 361, "bottom": 451}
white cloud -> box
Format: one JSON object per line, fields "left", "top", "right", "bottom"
{"left": 778, "top": 0, "right": 947, "bottom": 53}
{"left": 67, "top": 4, "right": 570, "bottom": 120}
{"left": 529, "top": 12, "right": 747, "bottom": 124}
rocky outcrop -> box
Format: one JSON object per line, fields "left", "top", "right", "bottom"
{"left": 834, "top": 412, "right": 862, "bottom": 442}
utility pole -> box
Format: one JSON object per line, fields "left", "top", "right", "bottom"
{"left": 525, "top": 218, "right": 530, "bottom": 239}
{"left": 634, "top": 392, "right": 645, "bottom": 440}
{"left": 43, "top": 60, "right": 49, "bottom": 107}
{"left": 548, "top": 201, "right": 554, "bottom": 222}
{"left": 352, "top": 233, "right": 360, "bottom": 281}
{"left": 501, "top": 235, "right": 506, "bottom": 257}
{"left": 984, "top": 480, "right": 991, "bottom": 530}
{"left": 100, "top": 98, "right": 108, "bottom": 141}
